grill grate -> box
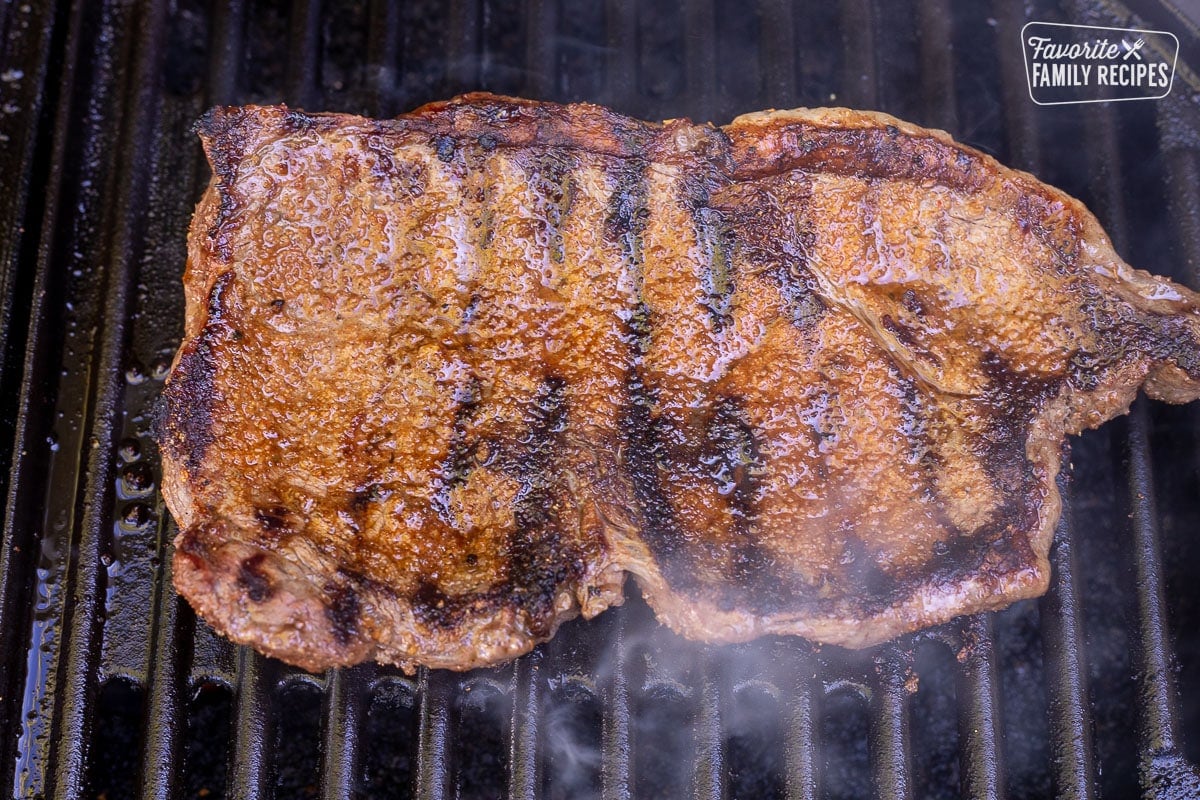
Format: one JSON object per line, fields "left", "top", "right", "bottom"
{"left": 2, "top": 1, "right": 1200, "bottom": 798}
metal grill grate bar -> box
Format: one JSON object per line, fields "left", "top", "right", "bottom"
{"left": 838, "top": 0, "right": 877, "bottom": 108}
{"left": 320, "top": 667, "right": 369, "bottom": 800}
{"left": 692, "top": 651, "right": 725, "bottom": 800}
{"left": 0, "top": 0, "right": 76, "bottom": 778}
{"left": 1039, "top": 463, "right": 1098, "bottom": 800}
{"left": 683, "top": 0, "right": 717, "bottom": 123}
{"left": 1158, "top": 99, "right": 1200, "bottom": 288}
{"left": 603, "top": 0, "right": 636, "bottom": 111}
{"left": 415, "top": 668, "right": 453, "bottom": 800}
{"left": 446, "top": 0, "right": 481, "bottom": 94}
{"left": 209, "top": 0, "right": 246, "bottom": 108}
{"left": 138, "top": 525, "right": 188, "bottom": 800}
{"left": 757, "top": 0, "right": 796, "bottom": 105}
{"left": 1127, "top": 404, "right": 1184, "bottom": 751}
{"left": 956, "top": 616, "right": 1004, "bottom": 800}
{"left": 0, "top": 0, "right": 59, "bottom": 413}
{"left": 870, "top": 647, "right": 913, "bottom": 800}
{"left": 287, "top": 0, "right": 322, "bottom": 109}
{"left": 509, "top": 651, "right": 542, "bottom": 800}
{"left": 366, "top": 0, "right": 402, "bottom": 116}
{"left": 1081, "top": 92, "right": 1193, "bottom": 791}
{"left": 523, "top": 0, "right": 556, "bottom": 99}
{"left": 992, "top": 0, "right": 1039, "bottom": 169}
{"left": 7, "top": 0, "right": 116, "bottom": 791}
{"left": 601, "top": 615, "right": 633, "bottom": 800}
{"left": 915, "top": 0, "right": 957, "bottom": 131}
{"left": 230, "top": 651, "right": 277, "bottom": 800}
{"left": 782, "top": 644, "right": 817, "bottom": 800}
{"left": 47, "top": 1, "right": 170, "bottom": 796}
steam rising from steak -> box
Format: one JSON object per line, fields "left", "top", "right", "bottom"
{"left": 159, "top": 94, "right": 1200, "bottom": 673}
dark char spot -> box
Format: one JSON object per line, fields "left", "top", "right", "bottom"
{"left": 254, "top": 506, "right": 291, "bottom": 538}
{"left": 435, "top": 135, "right": 456, "bottom": 163}
{"left": 238, "top": 554, "right": 273, "bottom": 602}
{"left": 325, "top": 583, "right": 360, "bottom": 646}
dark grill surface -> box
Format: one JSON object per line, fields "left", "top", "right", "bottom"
{"left": 2, "top": 0, "right": 1200, "bottom": 798}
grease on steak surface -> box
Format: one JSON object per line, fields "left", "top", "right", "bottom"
{"left": 160, "top": 94, "right": 1200, "bottom": 672}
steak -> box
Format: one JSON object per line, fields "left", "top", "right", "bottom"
{"left": 160, "top": 93, "right": 1200, "bottom": 672}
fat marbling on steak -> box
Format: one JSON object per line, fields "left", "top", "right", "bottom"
{"left": 159, "top": 93, "right": 1200, "bottom": 672}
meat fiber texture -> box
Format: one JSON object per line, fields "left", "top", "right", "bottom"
{"left": 159, "top": 93, "right": 1200, "bottom": 672}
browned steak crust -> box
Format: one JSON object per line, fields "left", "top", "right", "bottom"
{"left": 160, "top": 94, "right": 1200, "bottom": 672}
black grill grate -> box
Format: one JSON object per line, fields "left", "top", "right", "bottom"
{"left": 2, "top": 1, "right": 1200, "bottom": 798}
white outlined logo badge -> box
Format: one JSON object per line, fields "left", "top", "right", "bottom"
{"left": 1021, "top": 21, "right": 1178, "bottom": 105}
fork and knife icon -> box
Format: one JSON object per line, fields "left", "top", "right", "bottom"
{"left": 1121, "top": 38, "right": 1145, "bottom": 60}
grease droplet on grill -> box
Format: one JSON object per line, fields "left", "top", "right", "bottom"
{"left": 125, "top": 362, "right": 146, "bottom": 384}
{"left": 120, "top": 503, "right": 153, "bottom": 529}
{"left": 150, "top": 357, "right": 171, "bottom": 380}
{"left": 119, "top": 463, "right": 155, "bottom": 498}
{"left": 117, "top": 438, "right": 141, "bottom": 463}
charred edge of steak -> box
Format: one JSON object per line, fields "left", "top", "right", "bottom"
{"left": 729, "top": 122, "right": 989, "bottom": 194}
{"left": 1069, "top": 289, "right": 1200, "bottom": 387}
{"left": 196, "top": 108, "right": 260, "bottom": 260}
{"left": 399, "top": 93, "right": 663, "bottom": 162}
{"left": 413, "top": 375, "right": 584, "bottom": 637}
{"left": 1158, "top": 316, "right": 1200, "bottom": 380}
{"left": 160, "top": 272, "right": 237, "bottom": 472}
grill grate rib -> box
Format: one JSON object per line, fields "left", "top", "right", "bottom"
{"left": 1, "top": 1, "right": 1199, "bottom": 798}
{"left": 1039, "top": 467, "right": 1099, "bottom": 800}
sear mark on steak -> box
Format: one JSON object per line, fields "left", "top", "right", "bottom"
{"left": 161, "top": 94, "right": 1200, "bottom": 673}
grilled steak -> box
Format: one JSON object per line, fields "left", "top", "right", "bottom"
{"left": 160, "top": 93, "right": 1200, "bottom": 672}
